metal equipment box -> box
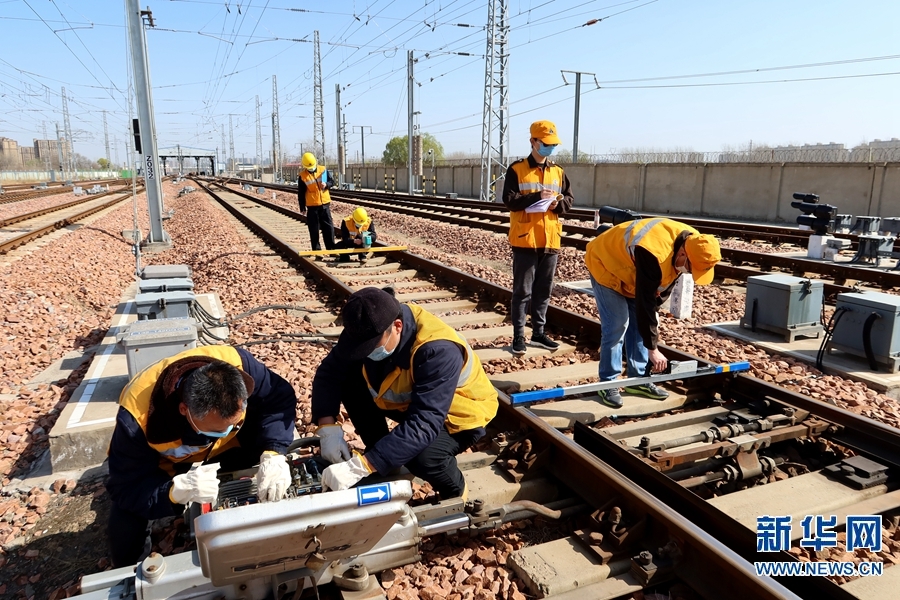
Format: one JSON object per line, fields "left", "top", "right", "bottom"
{"left": 740, "top": 274, "right": 824, "bottom": 342}
{"left": 141, "top": 264, "right": 192, "bottom": 280}
{"left": 829, "top": 291, "right": 900, "bottom": 372}
{"left": 137, "top": 277, "right": 194, "bottom": 294}
{"left": 135, "top": 291, "right": 195, "bottom": 320}
{"left": 119, "top": 317, "right": 198, "bottom": 379}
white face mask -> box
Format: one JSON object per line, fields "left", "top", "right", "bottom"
{"left": 676, "top": 263, "right": 690, "bottom": 274}
{"left": 354, "top": 221, "right": 365, "bottom": 230}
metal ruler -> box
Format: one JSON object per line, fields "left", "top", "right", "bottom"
{"left": 510, "top": 360, "right": 750, "bottom": 405}
{"left": 295, "top": 245, "right": 407, "bottom": 257}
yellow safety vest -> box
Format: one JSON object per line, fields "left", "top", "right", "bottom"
{"left": 507, "top": 158, "right": 565, "bottom": 250}
{"left": 299, "top": 166, "right": 331, "bottom": 207}
{"left": 118, "top": 346, "right": 246, "bottom": 475}
{"left": 343, "top": 216, "right": 371, "bottom": 234}
{"left": 584, "top": 218, "right": 699, "bottom": 298}
{"left": 363, "top": 305, "right": 498, "bottom": 434}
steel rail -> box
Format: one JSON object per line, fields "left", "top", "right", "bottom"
{"left": 0, "top": 188, "right": 139, "bottom": 254}
{"left": 198, "top": 179, "right": 800, "bottom": 599}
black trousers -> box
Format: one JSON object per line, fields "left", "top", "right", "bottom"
{"left": 306, "top": 204, "right": 336, "bottom": 251}
{"left": 335, "top": 238, "right": 365, "bottom": 261}
{"left": 511, "top": 250, "right": 558, "bottom": 337}
{"left": 108, "top": 446, "right": 259, "bottom": 568}
{"left": 343, "top": 392, "right": 482, "bottom": 498}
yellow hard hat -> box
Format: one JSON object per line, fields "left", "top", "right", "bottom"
{"left": 301, "top": 152, "right": 317, "bottom": 170}
{"left": 352, "top": 207, "right": 368, "bottom": 223}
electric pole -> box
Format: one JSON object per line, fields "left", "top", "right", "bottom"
{"left": 312, "top": 30, "right": 325, "bottom": 160}
{"left": 41, "top": 121, "right": 51, "bottom": 175}
{"left": 228, "top": 114, "right": 235, "bottom": 173}
{"left": 221, "top": 125, "right": 227, "bottom": 173}
{"left": 255, "top": 95, "right": 263, "bottom": 179}
{"left": 61, "top": 86, "right": 74, "bottom": 177}
{"left": 353, "top": 125, "right": 372, "bottom": 166}
{"left": 561, "top": 70, "right": 599, "bottom": 163}
{"left": 126, "top": 0, "right": 169, "bottom": 247}
{"left": 480, "top": 0, "right": 509, "bottom": 202}
{"left": 335, "top": 83, "right": 343, "bottom": 186}
{"left": 272, "top": 75, "right": 282, "bottom": 182}
{"left": 407, "top": 50, "right": 414, "bottom": 196}
{"left": 103, "top": 110, "right": 111, "bottom": 168}
{"left": 55, "top": 123, "right": 64, "bottom": 181}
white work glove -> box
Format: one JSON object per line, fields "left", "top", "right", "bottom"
{"left": 256, "top": 452, "right": 292, "bottom": 502}
{"left": 170, "top": 463, "right": 220, "bottom": 505}
{"left": 321, "top": 455, "right": 372, "bottom": 492}
{"left": 317, "top": 424, "right": 352, "bottom": 465}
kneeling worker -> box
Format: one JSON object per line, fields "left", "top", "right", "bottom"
{"left": 312, "top": 287, "right": 499, "bottom": 497}
{"left": 106, "top": 346, "right": 297, "bottom": 567}
{"left": 336, "top": 207, "right": 377, "bottom": 262}
{"left": 584, "top": 218, "right": 721, "bottom": 409}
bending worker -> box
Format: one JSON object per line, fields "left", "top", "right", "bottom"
{"left": 298, "top": 152, "right": 336, "bottom": 252}
{"left": 336, "top": 207, "right": 378, "bottom": 262}
{"left": 311, "top": 287, "right": 499, "bottom": 498}
{"left": 502, "top": 120, "right": 574, "bottom": 356}
{"left": 584, "top": 218, "right": 721, "bottom": 409}
{"left": 106, "top": 346, "right": 297, "bottom": 568}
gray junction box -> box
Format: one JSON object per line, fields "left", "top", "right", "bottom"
{"left": 141, "top": 264, "right": 192, "bottom": 280}
{"left": 119, "top": 317, "right": 198, "bottom": 380}
{"left": 741, "top": 274, "right": 824, "bottom": 342}
{"left": 138, "top": 277, "right": 194, "bottom": 294}
{"left": 830, "top": 291, "right": 900, "bottom": 373}
{"left": 135, "top": 291, "right": 196, "bottom": 320}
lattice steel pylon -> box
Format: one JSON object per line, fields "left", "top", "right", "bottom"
{"left": 272, "top": 75, "right": 282, "bottom": 182}
{"left": 103, "top": 110, "right": 111, "bottom": 166}
{"left": 61, "top": 86, "right": 75, "bottom": 176}
{"left": 255, "top": 95, "right": 263, "bottom": 179}
{"left": 313, "top": 30, "right": 325, "bottom": 161}
{"left": 480, "top": 0, "right": 509, "bottom": 202}
{"left": 228, "top": 114, "right": 235, "bottom": 173}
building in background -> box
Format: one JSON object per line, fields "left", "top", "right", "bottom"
{"left": 0, "top": 137, "right": 22, "bottom": 168}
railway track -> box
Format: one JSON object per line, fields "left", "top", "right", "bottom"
{"left": 0, "top": 185, "right": 142, "bottom": 255}
{"left": 0, "top": 178, "right": 129, "bottom": 205}
{"left": 194, "top": 179, "right": 900, "bottom": 599}
{"left": 219, "top": 178, "right": 900, "bottom": 296}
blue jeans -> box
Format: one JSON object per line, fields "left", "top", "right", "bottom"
{"left": 590, "top": 276, "right": 649, "bottom": 381}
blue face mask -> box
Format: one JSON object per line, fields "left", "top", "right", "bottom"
{"left": 537, "top": 142, "right": 557, "bottom": 157}
{"left": 186, "top": 402, "right": 245, "bottom": 438}
{"left": 368, "top": 335, "right": 396, "bottom": 361}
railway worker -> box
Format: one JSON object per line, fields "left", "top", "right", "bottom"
{"left": 311, "top": 287, "right": 499, "bottom": 499}
{"left": 298, "top": 151, "right": 336, "bottom": 253}
{"left": 502, "top": 119, "right": 574, "bottom": 357}
{"left": 106, "top": 346, "right": 297, "bottom": 568}
{"left": 335, "top": 206, "right": 378, "bottom": 262}
{"left": 584, "top": 218, "right": 722, "bottom": 408}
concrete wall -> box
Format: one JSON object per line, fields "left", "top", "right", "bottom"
{"left": 346, "top": 162, "right": 900, "bottom": 221}
{"left": 0, "top": 170, "right": 119, "bottom": 182}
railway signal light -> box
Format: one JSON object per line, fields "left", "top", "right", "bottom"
{"left": 791, "top": 192, "right": 836, "bottom": 235}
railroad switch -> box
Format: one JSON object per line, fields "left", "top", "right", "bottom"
{"left": 823, "top": 455, "right": 890, "bottom": 490}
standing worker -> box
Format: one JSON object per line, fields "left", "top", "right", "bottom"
{"left": 298, "top": 152, "right": 336, "bottom": 252}
{"left": 502, "top": 120, "right": 574, "bottom": 356}
{"left": 311, "top": 287, "right": 499, "bottom": 498}
{"left": 336, "top": 207, "right": 378, "bottom": 262}
{"left": 106, "top": 346, "right": 297, "bottom": 567}
{"left": 584, "top": 218, "right": 722, "bottom": 408}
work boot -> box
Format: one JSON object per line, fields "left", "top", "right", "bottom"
{"left": 529, "top": 331, "right": 559, "bottom": 351}
{"left": 512, "top": 336, "right": 526, "bottom": 356}
{"left": 338, "top": 254, "right": 351, "bottom": 263}
{"left": 623, "top": 382, "right": 670, "bottom": 400}
{"left": 598, "top": 388, "right": 623, "bottom": 409}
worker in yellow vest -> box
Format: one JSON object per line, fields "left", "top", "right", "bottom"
{"left": 311, "top": 287, "right": 498, "bottom": 498}
{"left": 502, "top": 120, "right": 574, "bottom": 356}
{"left": 336, "top": 206, "right": 378, "bottom": 262}
{"left": 106, "top": 346, "right": 297, "bottom": 567}
{"left": 584, "top": 218, "right": 721, "bottom": 408}
{"left": 298, "top": 152, "right": 336, "bottom": 252}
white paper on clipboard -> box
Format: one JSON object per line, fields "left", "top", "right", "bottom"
{"left": 525, "top": 196, "right": 554, "bottom": 213}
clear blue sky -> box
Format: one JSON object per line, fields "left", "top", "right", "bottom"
{"left": 1, "top": 0, "right": 898, "bottom": 165}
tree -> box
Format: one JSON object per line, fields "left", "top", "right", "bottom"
{"left": 382, "top": 133, "right": 444, "bottom": 166}
{"left": 97, "top": 158, "right": 110, "bottom": 169}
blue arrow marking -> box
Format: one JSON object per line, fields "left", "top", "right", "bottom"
{"left": 357, "top": 484, "right": 391, "bottom": 506}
